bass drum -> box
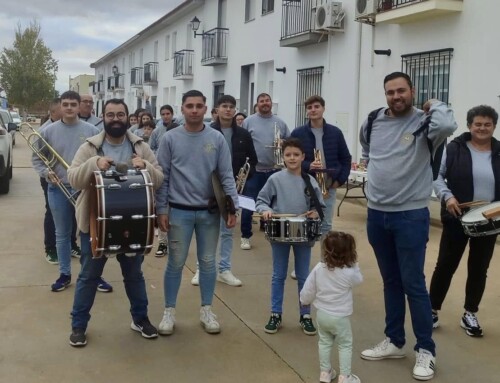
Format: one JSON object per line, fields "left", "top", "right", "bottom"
{"left": 89, "top": 169, "right": 155, "bottom": 258}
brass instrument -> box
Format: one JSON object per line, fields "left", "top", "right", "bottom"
{"left": 266, "top": 122, "right": 284, "bottom": 168}
{"left": 19, "top": 122, "right": 77, "bottom": 206}
{"left": 235, "top": 157, "right": 250, "bottom": 194}
{"left": 314, "top": 149, "right": 329, "bottom": 198}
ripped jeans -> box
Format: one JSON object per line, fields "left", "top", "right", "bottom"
{"left": 163, "top": 207, "right": 220, "bottom": 307}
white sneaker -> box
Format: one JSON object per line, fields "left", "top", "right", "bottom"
{"left": 338, "top": 374, "right": 361, "bottom": 383}
{"left": 217, "top": 270, "right": 242, "bottom": 286}
{"left": 200, "top": 305, "right": 220, "bottom": 334}
{"left": 319, "top": 368, "right": 337, "bottom": 382}
{"left": 158, "top": 307, "right": 176, "bottom": 335}
{"left": 240, "top": 238, "right": 251, "bottom": 250}
{"left": 413, "top": 349, "right": 435, "bottom": 381}
{"left": 360, "top": 337, "right": 406, "bottom": 360}
{"left": 290, "top": 270, "right": 297, "bottom": 280}
{"left": 191, "top": 270, "right": 199, "bottom": 286}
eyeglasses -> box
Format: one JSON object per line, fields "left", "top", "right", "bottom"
{"left": 81, "top": 100, "right": 94, "bottom": 105}
{"left": 105, "top": 112, "right": 127, "bottom": 119}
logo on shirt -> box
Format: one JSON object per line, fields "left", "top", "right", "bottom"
{"left": 79, "top": 135, "right": 87, "bottom": 142}
{"left": 400, "top": 133, "right": 414, "bottom": 145}
{"left": 204, "top": 143, "right": 216, "bottom": 154}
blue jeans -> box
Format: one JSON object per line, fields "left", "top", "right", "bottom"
{"left": 165, "top": 208, "right": 220, "bottom": 307}
{"left": 218, "top": 217, "right": 234, "bottom": 272}
{"left": 270, "top": 242, "right": 311, "bottom": 316}
{"left": 321, "top": 188, "right": 337, "bottom": 235}
{"left": 41, "top": 178, "right": 78, "bottom": 251}
{"left": 71, "top": 233, "right": 149, "bottom": 329}
{"left": 367, "top": 208, "right": 435, "bottom": 355}
{"left": 241, "top": 170, "right": 277, "bottom": 239}
{"left": 47, "top": 184, "right": 75, "bottom": 276}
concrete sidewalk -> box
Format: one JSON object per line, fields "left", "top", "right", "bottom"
{"left": 0, "top": 138, "right": 499, "bottom": 383}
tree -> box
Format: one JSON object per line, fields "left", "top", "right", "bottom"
{"left": 0, "top": 21, "right": 58, "bottom": 111}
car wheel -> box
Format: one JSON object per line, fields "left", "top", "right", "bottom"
{"left": 0, "top": 171, "right": 9, "bottom": 194}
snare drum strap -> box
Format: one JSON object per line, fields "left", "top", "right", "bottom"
{"left": 301, "top": 172, "right": 325, "bottom": 221}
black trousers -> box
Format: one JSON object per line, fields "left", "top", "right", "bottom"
{"left": 429, "top": 218, "right": 497, "bottom": 313}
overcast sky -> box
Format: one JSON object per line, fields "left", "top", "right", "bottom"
{"left": 0, "top": 0, "right": 184, "bottom": 92}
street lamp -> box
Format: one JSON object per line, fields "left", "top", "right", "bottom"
{"left": 190, "top": 16, "right": 206, "bottom": 38}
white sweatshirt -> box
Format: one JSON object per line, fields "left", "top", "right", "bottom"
{"left": 300, "top": 261, "right": 363, "bottom": 317}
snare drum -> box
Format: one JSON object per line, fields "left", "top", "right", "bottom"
{"left": 89, "top": 169, "right": 155, "bottom": 258}
{"left": 460, "top": 201, "right": 500, "bottom": 237}
{"left": 264, "top": 217, "right": 321, "bottom": 243}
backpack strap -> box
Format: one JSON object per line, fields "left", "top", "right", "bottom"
{"left": 365, "top": 107, "right": 385, "bottom": 144}
{"left": 301, "top": 172, "right": 324, "bottom": 221}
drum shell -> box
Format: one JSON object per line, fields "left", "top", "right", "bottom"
{"left": 90, "top": 170, "right": 155, "bottom": 257}
{"left": 460, "top": 202, "right": 500, "bottom": 237}
{"left": 264, "top": 217, "right": 321, "bottom": 243}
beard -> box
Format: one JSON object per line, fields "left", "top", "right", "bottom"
{"left": 104, "top": 120, "right": 128, "bottom": 138}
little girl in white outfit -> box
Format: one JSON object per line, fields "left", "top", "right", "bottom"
{"left": 300, "top": 231, "right": 363, "bottom": 383}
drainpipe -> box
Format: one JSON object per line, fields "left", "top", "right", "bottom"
{"left": 352, "top": 21, "right": 363, "bottom": 163}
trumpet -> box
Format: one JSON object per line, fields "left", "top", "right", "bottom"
{"left": 235, "top": 157, "right": 250, "bottom": 194}
{"left": 19, "top": 122, "right": 77, "bottom": 206}
{"left": 266, "top": 122, "right": 284, "bottom": 168}
{"left": 314, "top": 149, "right": 329, "bottom": 198}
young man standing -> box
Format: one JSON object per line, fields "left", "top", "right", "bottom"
{"left": 191, "top": 95, "right": 257, "bottom": 287}
{"left": 291, "top": 95, "right": 351, "bottom": 235}
{"left": 359, "top": 72, "right": 457, "bottom": 381}
{"left": 156, "top": 90, "right": 239, "bottom": 335}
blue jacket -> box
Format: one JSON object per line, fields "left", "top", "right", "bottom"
{"left": 291, "top": 120, "right": 351, "bottom": 186}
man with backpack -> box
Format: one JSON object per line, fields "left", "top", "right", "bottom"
{"left": 358, "top": 72, "right": 457, "bottom": 381}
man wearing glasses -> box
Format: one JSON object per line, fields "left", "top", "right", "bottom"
{"left": 79, "top": 95, "right": 102, "bottom": 128}
{"left": 67, "top": 98, "right": 164, "bottom": 347}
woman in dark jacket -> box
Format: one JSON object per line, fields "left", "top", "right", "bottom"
{"left": 430, "top": 105, "right": 500, "bottom": 337}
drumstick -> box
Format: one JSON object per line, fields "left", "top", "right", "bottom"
{"left": 252, "top": 213, "right": 298, "bottom": 218}
{"left": 457, "top": 200, "right": 487, "bottom": 209}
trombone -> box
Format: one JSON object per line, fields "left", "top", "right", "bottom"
{"left": 19, "top": 122, "right": 77, "bottom": 206}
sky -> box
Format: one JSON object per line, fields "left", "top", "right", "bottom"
{"left": 0, "top": 0, "right": 184, "bottom": 92}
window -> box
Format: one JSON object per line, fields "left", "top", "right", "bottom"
{"left": 401, "top": 48, "right": 453, "bottom": 109}
{"left": 295, "top": 67, "right": 323, "bottom": 126}
{"left": 165, "top": 35, "right": 170, "bottom": 60}
{"left": 245, "top": 0, "right": 256, "bottom": 21}
{"left": 262, "top": 0, "right": 274, "bottom": 14}
{"left": 213, "top": 81, "right": 225, "bottom": 108}
{"left": 171, "top": 32, "right": 177, "bottom": 59}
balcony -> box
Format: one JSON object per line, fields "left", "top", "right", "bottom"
{"left": 280, "top": 0, "right": 327, "bottom": 48}
{"left": 376, "top": 0, "right": 463, "bottom": 24}
{"left": 131, "top": 67, "right": 143, "bottom": 88}
{"left": 97, "top": 80, "right": 105, "bottom": 95}
{"left": 173, "top": 50, "right": 194, "bottom": 80}
{"left": 90, "top": 81, "right": 97, "bottom": 95}
{"left": 107, "top": 74, "right": 125, "bottom": 92}
{"left": 201, "top": 28, "right": 228, "bottom": 66}
{"left": 143, "top": 62, "right": 158, "bottom": 85}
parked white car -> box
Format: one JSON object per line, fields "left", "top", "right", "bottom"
{"left": 10, "top": 111, "right": 22, "bottom": 129}
{"left": 0, "top": 109, "right": 16, "bottom": 146}
{"left": 0, "top": 116, "right": 15, "bottom": 194}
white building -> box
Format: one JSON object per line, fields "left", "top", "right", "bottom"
{"left": 91, "top": 0, "right": 496, "bottom": 160}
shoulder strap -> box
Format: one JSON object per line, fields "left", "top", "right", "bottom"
{"left": 365, "top": 107, "right": 384, "bottom": 144}
{"left": 301, "top": 172, "right": 324, "bottom": 221}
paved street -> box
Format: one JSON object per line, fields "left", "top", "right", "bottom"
{"left": 0, "top": 136, "right": 499, "bottom": 383}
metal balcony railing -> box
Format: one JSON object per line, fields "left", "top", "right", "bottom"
{"left": 201, "top": 28, "right": 229, "bottom": 65}
{"left": 107, "top": 74, "right": 125, "bottom": 90}
{"left": 143, "top": 62, "right": 158, "bottom": 84}
{"left": 174, "top": 50, "right": 194, "bottom": 77}
{"left": 97, "top": 80, "right": 105, "bottom": 93}
{"left": 131, "top": 67, "right": 143, "bottom": 87}
{"left": 379, "top": 0, "right": 426, "bottom": 12}
{"left": 281, "top": 0, "right": 318, "bottom": 40}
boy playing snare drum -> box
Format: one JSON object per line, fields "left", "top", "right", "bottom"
{"left": 256, "top": 137, "right": 325, "bottom": 335}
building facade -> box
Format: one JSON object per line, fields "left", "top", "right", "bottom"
{"left": 69, "top": 74, "right": 96, "bottom": 95}
{"left": 90, "top": 0, "right": 495, "bottom": 160}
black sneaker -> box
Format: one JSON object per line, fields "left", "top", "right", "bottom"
{"left": 460, "top": 312, "right": 483, "bottom": 337}
{"left": 155, "top": 242, "right": 168, "bottom": 257}
{"left": 131, "top": 317, "right": 158, "bottom": 339}
{"left": 432, "top": 310, "right": 439, "bottom": 329}
{"left": 51, "top": 274, "right": 71, "bottom": 292}
{"left": 71, "top": 245, "right": 81, "bottom": 259}
{"left": 300, "top": 314, "right": 317, "bottom": 335}
{"left": 69, "top": 328, "right": 87, "bottom": 347}
{"left": 97, "top": 277, "right": 113, "bottom": 293}
{"left": 264, "top": 313, "right": 282, "bottom": 334}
